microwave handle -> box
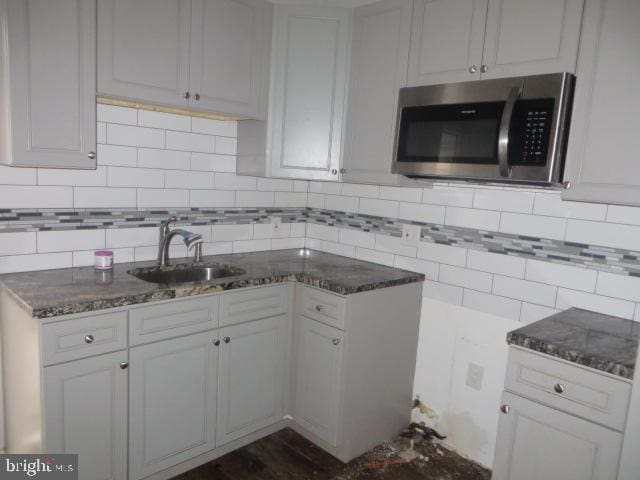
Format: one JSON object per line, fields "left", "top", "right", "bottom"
{"left": 498, "top": 86, "right": 520, "bottom": 178}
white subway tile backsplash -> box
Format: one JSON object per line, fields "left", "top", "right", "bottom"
{"left": 0, "top": 186, "right": 73, "bottom": 209}
{"left": 519, "top": 302, "right": 560, "bottom": 324}
{"left": 106, "top": 227, "right": 158, "bottom": 248}
{"left": 342, "top": 183, "right": 380, "bottom": 198}
{"left": 97, "top": 144, "right": 138, "bottom": 167}
{"left": 492, "top": 275, "right": 557, "bottom": 307}
{"left": 235, "top": 191, "right": 274, "bottom": 207}
{"left": 307, "top": 193, "right": 325, "bottom": 209}
{"left": 135, "top": 243, "right": 188, "bottom": 262}
{"left": 566, "top": 219, "right": 640, "bottom": 251}
{"left": 191, "top": 118, "right": 237, "bottom": 137}
{"left": 138, "top": 148, "right": 191, "bottom": 170}
{"left": 97, "top": 122, "right": 106, "bottom": 144}
{"left": 108, "top": 167, "right": 164, "bottom": 188}
{"left": 375, "top": 234, "right": 417, "bottom": 257}
{"left": 107, "top": 124, "right": 164, "bottom": 148}
{"left": 398, "top": 202, "right": 446, "bottom": 224}
{"left": 379, "top": 186, "right": 422, "bottom": 203}
{"left": 138, "top": 110, "right": 191, "bottom": 131}
{"left": 293, "top": 181, "right": 308, "bottom": 193}
{"left": 439, "top": 265, "right": 492, "bottom": 292}
{"left": 309, "top": 181, "right": 342, "bottom": 195}
{"left": 215, "top": 173, "right": 256, "bottom": 191}
{"left": 257, "top": 178, "right": 294, "bottom": 192}
{"left": 0, "top": 232, "right": 37, "bottom": 256}
{"left": 202, "top": 242, "right": 233, "bottom": 256}
{"left": 166, "top": 131, "right": 215, "bottom": 153}
{"left": 606, "top": 205, "right": 640, "bottom": 225}
{"left": 324, "top": 195, "right": 358, "bottom": 212}
{"left": 466, "top": 250, "right": 525, "bottom": 278}
{"left": 190, "top": 153, "right": 236, "bottom": 172}
{"left": 233, "top": 239, "right": 271, "bottom": 253}
{"left": 306, "top": 223, "right": 339, "bottom": 242}
{"left": 394, "top": 255, "right": 438, "bottom": 280}
{"left": 189, "top": 190, "right": 236, "bottom": 208}
{"left": 37, "top": 229, "right": 105, "bottom": 253}
{"left": 422, "top": 186, "right": 474, "bottom": 207}
{"left": 97, "top": 104, "right": 137, "bottom": 125}
{"left": 525, "top": 259, "right": 597, "bottom": 292}
{"left": 596, "top": 272, "right": 640, "bottom": 302}
{"left": 556, "top": 288, "right": 636, "bottom": 319}
{"left": 137, "top": 189, "right": 189, "bottom": 208}
{"left": 274, "top": 192, "right": 307, "bottom": 207}
{"left": 272, "top": 237, "right": 305, "bottom": 250}
{"left": 215, "top": 136, "right": 237, "bottom": 155}
{"left": 533, "top": 192, "right": 607, "bottom": 221}
{"left": 37, "top": 167, "right": 107, "bottom": 187}
{"left": 253, "top": 223, "right": 291, "bottom": 239}
{"left": 359, "top": 198, "right": 399, "bottom": 218}
{"left": 473, "top": 188, "right": 534, "bottom": 214}
{"left": 499, "top": 213, "right": 566, "bottom": 240}
{"left": 355, "top": 247, "right": 395, "bottom": 267}
{"left": 290, "top": 223, "right": 306, "bottom": 237}
{"left": 212, "top": 224, "right": 253, "bottom": 242}
{"left": 0, "top": 165, "right": 37, "bottom": 185}
{"left": 165, "top": 170, "right": 214, "bottom": 190}
{"left": 463, "top": 289, "right": 521, "bottom": 321}
{"left": 422, "top": 279, "right": 464, "bottom": 305}
{"left": 445, "top": 207, "right": 500, "bottom": 231}
{"left": 74, "top": 187, "right": 136, "bottom": 208}
{"left": 417, "top": 242, "right": 467, "bottom": 267}
{"left": 338, "top": 228, "right": 375, "bottom": 249}
{"left": 72, "top": 248, "right": 135, "bottom": 267}
{"left": 0, "top": 252, "right": 71, "bottom": 274}
{"left": 321, "top": 241, "right": 355, "bottom": 257}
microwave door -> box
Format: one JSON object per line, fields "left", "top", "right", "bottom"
{"left": 497, "top": 87, "right": 521, "bottom": 179}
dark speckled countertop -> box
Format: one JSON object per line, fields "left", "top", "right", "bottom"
{"left": 0, "top": 249, "right": 424, "bottom": 319}
{"left": 507, "top": 308, "right": 640, "bottom": 380}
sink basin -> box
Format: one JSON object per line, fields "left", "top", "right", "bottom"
{"left": 129, "top": 264, "right": 246, "bottom": 285}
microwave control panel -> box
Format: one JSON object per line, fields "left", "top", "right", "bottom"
{"left": 509, "top": 98, "right": 555, "bottom": 166}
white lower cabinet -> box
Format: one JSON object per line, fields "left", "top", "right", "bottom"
{"left": 129, "top": 330, "right": 219, "bottom": 480}
{"left": 43, "top": 351, "right": 128, "bottom": 480}
{"left": 294, "top": 316, "right": 345, "bottom": 446}
{"left": 216, "top": 315, "right": 288, "bottom": 445}
{"left": 493, "top": 392, "right": 622, "bottom": 480}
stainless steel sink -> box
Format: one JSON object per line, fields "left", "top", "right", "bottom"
{"left": 128, "top": 264, "right": 246, "bottom": 285}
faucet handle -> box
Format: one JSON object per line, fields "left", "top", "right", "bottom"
{"left": 163, "top": 216, "right": 178, "bottom": 227}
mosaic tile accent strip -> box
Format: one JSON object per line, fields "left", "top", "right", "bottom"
{"left": 2, "top": 206, "right": 640, "bottom": 278}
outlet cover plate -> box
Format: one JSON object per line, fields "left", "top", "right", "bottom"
{"left": 271, "top": 216, "right": 282, "bottom": 235}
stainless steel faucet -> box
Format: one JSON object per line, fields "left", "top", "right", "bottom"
{"left": 157, "top": 216, "right": 204, "bottom": 267}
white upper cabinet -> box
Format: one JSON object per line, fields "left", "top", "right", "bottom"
{"left": 408, "top": 0, "right": 584, "bottom": 86}
{"left": 562, "top": 0, "right": 640, "bottom": 205}
{"left": 98, "top": 0, "right": 272, "bottom": 119}
{"left": 97, "top": 0, "right": 192, "bottom": 107}
{"left": 268, "top": 5, "right": 351, "bottom": 181}
{"left": 408, "top": 0, "right": 487, "bottom": 86}
{"left": 342, "top": 0, "right": 413, "bottom": 185}
{"left": 0, "top": 0, "right": 96, "bottom": 169}
{"left": 482, "top": 0, "right": 584, "bottom": 79}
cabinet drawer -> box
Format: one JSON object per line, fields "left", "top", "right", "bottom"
{"left": 220, "top": 285, "right": 289, "bottom": 327}
{"left": 129, "top": 296, "right": 219, "bottom": 345}
{"left": 300, "top": 286, "right": 346, "bottom": 331}
{"left": 42, "top": 311, "right": 127, "bottom": 366}
{"left": 505, "top": 347, "right": 632, "bottom": 431}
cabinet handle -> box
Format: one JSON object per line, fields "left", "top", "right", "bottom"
{"left": 120, "top": 362, "right": 128, "bottom": 370}
{"left": 87, "top": 152, "right": 96, "bottom": 160}
{"left": 194, "top": 93, "right": 201, "bottom": 101}
{"left": 183, "top": 92, "right": 191, "bottom": 99}
{"left": 315, "top": 304, "right": 324, "bottom": 312}
{"left": 500, "top": 404, "right": 510, "bottom": 414}
{"left": 332, "top": 338, "right": 340, "bottom": 346}
{"left": 469, "top": 65, "right": 477, "bottom": 74}
{"left": 480, "top": 64, "right": 488, "bottom": 73}
{"left": 84, "top": 334, "right": 94, "bottom": 344}
{"left": 213, "top": 339, "right": 220, "bottom": 347}
{"left": 562, "top": 181, "right": 572, "bottom": 190}
{"left": 223, "top": 336, "right": 230, "bottom": 344}
{"left": 554, "top": 383, "right": 565, "bottom": 394}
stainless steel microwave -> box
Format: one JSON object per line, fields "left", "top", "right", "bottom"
{"left": 392, "top": 73, "right": 575, "bottom": 185}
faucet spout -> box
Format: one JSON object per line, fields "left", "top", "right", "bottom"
{"left": 157, "top": 218, "right": 204, "bottom": 267}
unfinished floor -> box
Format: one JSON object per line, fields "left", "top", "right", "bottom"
{"left": 172, "top": 428, "right": 491, "bottom": 480}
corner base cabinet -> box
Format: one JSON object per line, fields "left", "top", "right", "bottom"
{"left": 1, "top": 279, "right": 422, "bottom": 479}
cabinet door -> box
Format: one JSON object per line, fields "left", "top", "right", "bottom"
{"left": 481, "top": 0, "right": 584, "bottom": 79}
{"left": 295, "top": 316, "right": 344, "bottom": 446}
{"left": 129, "top": 331, "right": 218, "bottom": 480}
{"left": 3, "top": 0, "right": 96, "bottom": 168}
{"left": 342, "top": 0, "right": 412, "bottom": 185}
{"left": 43, "top": 351, "right": 128, "bottom": 480}
{"left": 216, "top": 315, "right": 287, "bottom": 445}
{"left": 562, "top": 0, "right": 640, "bottom": 205}
{"left": 493, "top": 392, "right": 622, "bottom": 480}
{"left": 189, "top": 0, "right": 271, "bottom": 118}
{"left": 407, "top": 0, "right": 487, "bottom": 86}
{"left": 97, "top": 0, "right": 192, "bottom": 107}
{"left": 269, "top": 5, "right": 350, "bottom": 181}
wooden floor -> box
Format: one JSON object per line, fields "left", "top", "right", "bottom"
{"left": 172, "top": 428, "right": 491, "bottom": 480}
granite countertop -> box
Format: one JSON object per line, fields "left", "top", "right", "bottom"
{"left": 0, "top": 249, "right": 424, "bottom": 319}
{"left": 507, "top": 308, "right": 640, "bottom": 380}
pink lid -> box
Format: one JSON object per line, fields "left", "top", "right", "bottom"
{"left": 94, "top": 250, "right": 113, "bottom": 257}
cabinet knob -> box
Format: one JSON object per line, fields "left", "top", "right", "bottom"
{"left": 562, "top": 181, "right": 572, "bottom": 190}
{"left": 194, "top": 93, "right": 201, "bottom": 101}
{"left": 500, "top": 404, "right": 510, "bottom": 414}
{"left": 340, "top": 168, "right": 346, "bottom": 174}
{"left": 331, "top": 169, "right": 338, "bottom": 175}
{"left": 87, "top": 151, "right": 96, "bottom": 160}
{"left": 223, "top": 336, "right": 230, "bottom": 344}
{"left": 480, "top": 64, "right": 488, "bottom": 73}
{"left": 315, "top": 304, "right": 324, "bottom": 312}
{"left": 554, "top": 383, "right": 565, "bottom": 394}
{"left": 183, "top": 92, "right": 191, "bottom": 99}
{"left": 213, "top": 339, "right": 220, "bottom": 347}
{"left": 84, "top": 334, "right": 94, "bottom": 344}
{"left": 120, "top": 362, "right": 128, "bottom": 370}
{"left": 332, "top": 338, "right": 340, "bottom": 346}
{"left": 469, "top": 65, "right": 477, "bottom": 74}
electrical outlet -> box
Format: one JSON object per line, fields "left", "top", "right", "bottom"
{"left": 401, "top": 224, "right": 421, "bottom": 245}
{"left": 466, "top": 363, "right": 484, "bottom": 391}
{"left": 270, "top": 216, "right": 282, "bottom": 235}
